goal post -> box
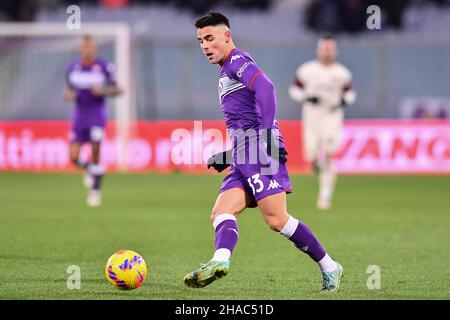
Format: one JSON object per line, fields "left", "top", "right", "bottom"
{"left": 0, "top": 22, "right": 133, "bottom": 171}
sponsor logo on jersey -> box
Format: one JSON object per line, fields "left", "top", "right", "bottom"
{"left": 236, "top": 61, "right": 253, "bottom": 78}
{"left": 68, "top": 71, "right": 106, "bottom": 89}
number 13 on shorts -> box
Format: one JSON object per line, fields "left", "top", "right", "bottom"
{"left": 247, "top": 173, "right": 264, "bottom": 195}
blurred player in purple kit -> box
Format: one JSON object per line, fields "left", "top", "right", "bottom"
{"left": 183, "top": 12, "right": 343, "bottom": 294}
{"left": 64, "top": 35, "right": 122, "bottom": 207}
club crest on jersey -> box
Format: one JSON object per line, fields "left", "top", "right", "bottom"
{"left": 218, "top": 75, "right": 245, "bottom": 102}
{"left": 230, "top": 54, "right": 243, "bottom": 64}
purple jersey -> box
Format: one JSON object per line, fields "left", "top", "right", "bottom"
{"left": 217, "top": 48, "right": 292, "bottom": 205}
{"left": 66, "top": 59, "right": 116, "bottom": 130}
{"left": 219, "top": 49, "right": 285, "bottom": 148}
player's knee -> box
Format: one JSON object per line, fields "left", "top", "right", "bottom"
{"left": 70, "top": 154, "right": 79, "bottom": 165}
{"left": 265, "top": 216, "right": 286, "bottom": 232}
{"left": 210, "top": 209, "right": 239, "bottom": 224}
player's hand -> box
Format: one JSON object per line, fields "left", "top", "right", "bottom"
{"left": 306, "top": 96, "right": 320, "bottom": 105}
{"left": 64, "top": 89, "right": 75, "bottom": 102}
{"left": 263, "top": 129, "right": 288, "bottom": 164}
{"left": 330, "top": 97, "right": 348, "bottom": 112}
{"left": 91, "top": 85, "right": 105, "bottom": 97}
{"left": 207, "top": 150, "right": 232, "bottom": 173}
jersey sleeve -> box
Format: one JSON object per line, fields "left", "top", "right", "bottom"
{"left": 103, "top": 62, "right": 117, "bottom": 86}
{"left": 296, "top": 64, "right": 307, "bottom": 85}
{"left": 228, "top": 54, "right": 278, "bottom": 129}
{"left": 341, "top": 66, "right": 352, "bottom": 87}
{"left": 289, "top": 65, "right": 307, "bottom": 103}
{"left": 228, "top": 55, "right": 263, "bottom": 90}
{"left": 340, "top": 66, "right": 356, "bottom": 105}
{"left": 66, "top": 64, "right": 74, "bottom": 89}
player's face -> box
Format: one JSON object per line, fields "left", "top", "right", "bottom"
{"left": 80, "top": 39, "right": 96, "bottom": 62}
{"left": 197, "top": 25, "right": 230, "bottom": 64}
{"left": 317, "top": 39, "right": 337, "bottom": 64}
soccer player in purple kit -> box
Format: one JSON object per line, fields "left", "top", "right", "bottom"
{"left": 183, "top": 12, "right": 344, "bottom": 294}
{"left": 64, "top": 35, "right": 122, "bottom": 207}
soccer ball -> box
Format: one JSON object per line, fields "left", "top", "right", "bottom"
{"left": 105, "top": 249, "right": 148, "bottom": 290}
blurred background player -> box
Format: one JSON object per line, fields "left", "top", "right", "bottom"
{"left": 289, "top": 36, "right": 356, "bottom": 211}
{"left": 64, "top": 35, "right": 123, "bottom": 207}
{"left": 183, "top": 12, "right": 343, "bottom": 294}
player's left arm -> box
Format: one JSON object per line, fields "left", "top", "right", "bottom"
{"left": 231, "top": 57, "right": 287, "bottom": 163}
{"left": 340, "top": 67, "right": 356, "bottom": 108}
{"left": 231, "top": 58, "right": 275, "bottom": 128}
{"left": 91, "top": 62, "right": 123, "bottom": 97}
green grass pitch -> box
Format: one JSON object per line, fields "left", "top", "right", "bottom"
{"left": 0, "top": 172, "right": 449, "bottom": 300}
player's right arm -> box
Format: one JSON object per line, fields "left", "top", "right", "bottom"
{"left": 340, "top": 67, "right": 356, "bottom": 107}
{"left": 64, "top": 65, "right": 76, "bottom": 102}
{"left": 289, "top": 65, "right": 307, "bottom": 103}
{"left": 288, "top": 64, "right": 319, "bottom": 105}
{"left": 207, "top": 149, "right": 233, "bottom": 173}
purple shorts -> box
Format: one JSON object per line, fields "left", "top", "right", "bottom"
{"left": 70, "top": 125, "right": 105, "bottom": 144}
{"left": 219, "top": 160, "right": 292, "bottom": 208}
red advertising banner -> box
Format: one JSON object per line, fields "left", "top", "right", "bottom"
{"left": 334, "top": 120, "right": 450, "bottom": 173}
{"left": 0, "top": 120, "right": 449, "bottom": 173}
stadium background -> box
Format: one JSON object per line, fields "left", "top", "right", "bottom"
{"left": 0, "top": 0, "right": 449, "bottom": 300}
{"left": 1, "top": 0, "right": 450, "bottom": 173}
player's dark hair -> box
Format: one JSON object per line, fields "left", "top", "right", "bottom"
{"left": 319, "top": 34, "right": 335, "bottom": 41}
{"left": 194, "top": 11, "right": 230, "bottom": 29}
{"left": 81, "top": 34, "right": 94, "bottom": 42}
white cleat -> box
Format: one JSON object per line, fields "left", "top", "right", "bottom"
{"left": 87, "top": 190, "right": 102, "bottom": 207}
{"left": 317, "top": 198, "right": 331, "bottom": 211}
{"left": 83, "top": 173, "right": 93, "bottom": 189}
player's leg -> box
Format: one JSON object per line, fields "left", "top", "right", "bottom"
{"left": 210, "top": 187, "right": 253, "bottom": 262}
{"left": 90, "top": 141, "right": 104, "bottom": 190}
{"left": 69, "top": 142, "right": 88, "bottom": 170}
{"left": 305, "top": 123, "right": 338, "bottom": 210}
{"left": 257, "top": 192, "right": 343, "bottom": 293}
{"left": 70, "top": 128, "right": 94, "bottom": 189}
{"left": 317, "top": 128, "right": 341, "bottom": 210}
{"left": 317, "top": 152, "right": 336, "bottom": 210}
{"left": 86, "top": 127, "right": 105, "bottom": 207}
{"left": 184, "top": 187, "right": 252, "bottom": 288}
{"left": 303, "top": 125, "right": 320, "bottom": 174}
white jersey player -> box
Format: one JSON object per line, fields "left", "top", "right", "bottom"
{"left": 289, "top": 35, "right": 356, "bottom": 210}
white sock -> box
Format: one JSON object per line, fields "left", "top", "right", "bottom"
{"left": 88, "top": 163, "right": 104, "bottom": 176}
{"left": 279, "top": 215, "right": 299, "bottom": 238}
{"left": 318, "top": 253, "right": 337, "bottom": 272}
{"left": 211, "top": 248, "right": 231, "bottom": 262}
